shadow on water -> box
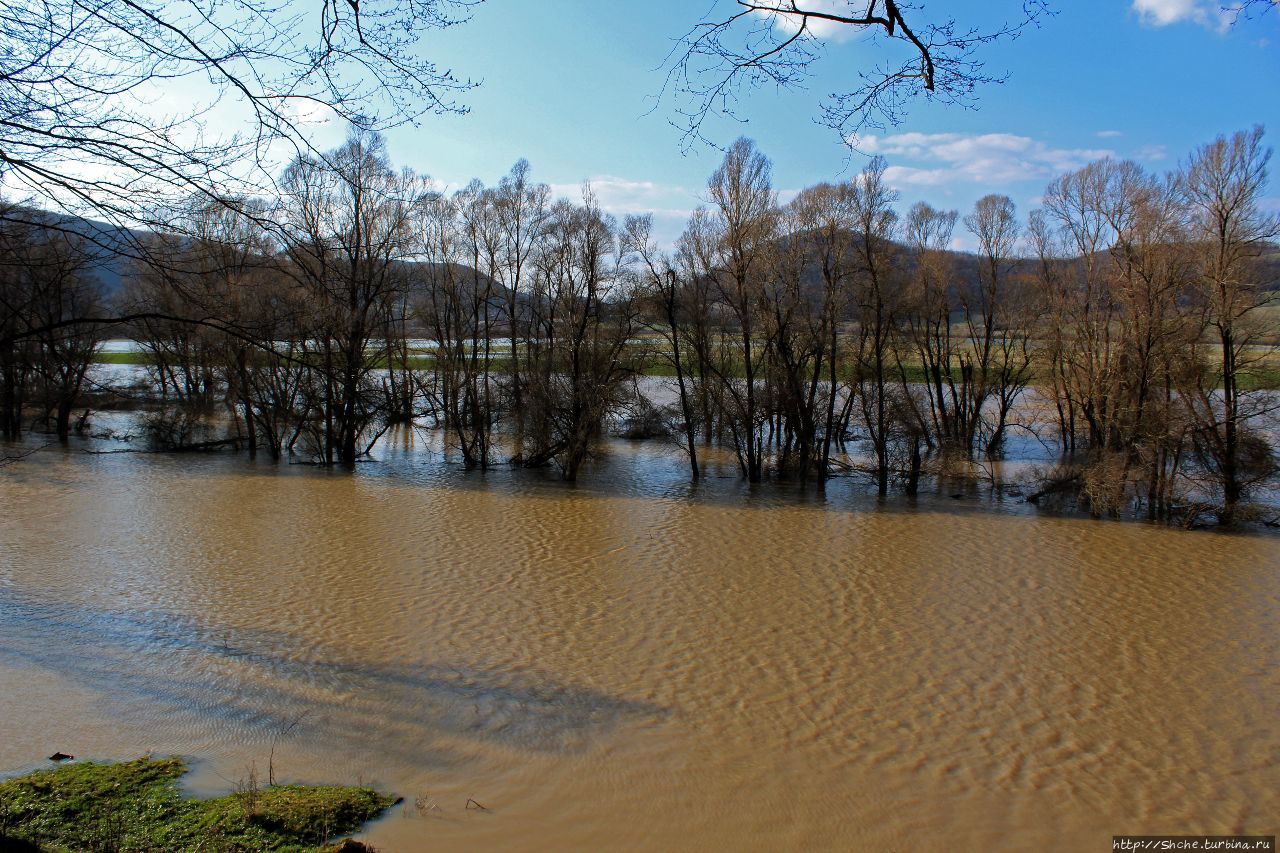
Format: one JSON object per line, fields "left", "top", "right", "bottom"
{"left": 0, "top": 588, "right": 668, "bottom": 767}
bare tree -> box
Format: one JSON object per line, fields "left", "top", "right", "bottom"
{"left": 520, "top": 191, "right": 640, "bottom": 481}
{"left": 1026, "top": 142, "right": 1277, "bottom": 523}
{"left": 779, "top": 182, "right": 856, "bottom": 485}
{"left": 676, "top": 207, "right": 730, "bottom": 449}
{"left": 1178, "top": 126, "right": 1279, "bottom": 525}
{"left": 626, "top": 213, "right": 701, "bottom": 480}
{"left": 0, "top": 216, "right": 105, "bottom": 441}
{"left": 702, "top": 137, "right": 779, "bottom": 482}
{"left": 899, "top": 200, "right": 959, "bottom": 450}
{"left": 962, "top": 193, "right": 1033, "bottom": 456}
{"left": 492, "top": 160, "right": 551, "bottom": 462}
{"left": 1230, "top": 0, "right": 1278, "bottom": 21}
{"left": 279, "top": 131, "right": 429, "bottom": 467}
{"left": 417, "top": 183, "right": 501, "bottom": 468}
{"left": 0, "top": 0, "right": 480, "bottom": 232}
{"left": 848, "top": 155, "right": 900, "bottom": 495}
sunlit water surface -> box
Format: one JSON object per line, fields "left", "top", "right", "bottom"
{"left": 1, "top": 427, "right": 1277, "bottom": 851}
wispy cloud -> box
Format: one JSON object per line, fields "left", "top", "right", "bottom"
{"left": 1097, "top": 130, "right": 1125, "bottom": 139}
{"left": 547, "top": 176, "right": 696, "bottom": 221}
{"left": 851, "top": 132, "right": 1115, "bottom": 189}
{"left": 1131, "top": 0, "right": 1234, "bottom": 31}
{"left": 542, "top": 176, "right": 698, "bottom": 247}
{"left": 1134, "top": 143, "right": 1169, "bottom": 162}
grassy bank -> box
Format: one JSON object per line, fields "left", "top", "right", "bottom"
{"left": 0, "top": 756, "right": 394, "bottom": 852}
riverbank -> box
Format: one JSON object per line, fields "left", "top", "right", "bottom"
{"left": 0, "top": 756, "right": 393, "bottom": 852}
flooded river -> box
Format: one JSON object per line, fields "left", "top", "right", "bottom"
{"left": 0, "top": 430, "right": 1277, "bottom": 850}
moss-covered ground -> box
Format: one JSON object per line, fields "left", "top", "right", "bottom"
{"left": 0, "top": 756, "right": 394, "bottom": 852}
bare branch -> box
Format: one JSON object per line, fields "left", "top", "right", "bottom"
{"left": 661, "top": 1, "right": 1052, "bottom": 149}
{"left": 0, "top": 0, "right": 482, "bottom": 229}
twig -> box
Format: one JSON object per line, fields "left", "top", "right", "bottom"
{"left": 0, "top": 442, "right": 54, "bottom": 466}
{"left": 268, "top": 709, "right": 311, "bottom": 786}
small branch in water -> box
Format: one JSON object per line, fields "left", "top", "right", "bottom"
{"left": 268, "top": 709, "right": 311, "bottom": 786}
{"left": 412, "top": 793, "right": 442, "bottom": 816}
{"left": 1, "top": 442, "right": 54, "bottom": 466}
{"left": 465, "top": 797, "right": 488, "bottom": 811}
{"left": 1026, "top": 473, "right": 1082, "bottom": 504}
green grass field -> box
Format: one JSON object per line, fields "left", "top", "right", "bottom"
{"left": 92, "top": 342, "right": 1280, "bottom": 389}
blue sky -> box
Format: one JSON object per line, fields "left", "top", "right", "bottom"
{"left": 139, "top": 1, "right": 1280, "bottom": 250}
{"left": 327, "top": 0, "right": 1276, "bottom": 250}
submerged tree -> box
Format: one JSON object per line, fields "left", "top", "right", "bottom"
{"left": 520, "top": 192, "right": 642, "bottom": 481}
{"left": 0, "top": 216, "right": 105, "bottom": 441}
{"left": 416, "top": 183, "right": 502, "bottom": 468}
{"left": 1178, "top": 126, "right": 1280, "bottom": 525}
{"left": 700, "top": 138, "right": 779, "bottom": 482}
{"left": 962, "top": 193, "right": 1033, "bottom": 456}
{"left": 1026, "top": 133, "right": 1278, "bottom": 523}
{"left": 280, "top": 131, "right": 430, "bottom": 467}
{"left": 627, "top": 213, "right": 701, "bottom": 480}
{"left": 847, "top": 155, "right": 901, "bottom": 496}
{"left": 779, "top": 181, "right": 856, "bottom": 486}
{"left": 899, "top": 200, "right": 959, "bottom": 452}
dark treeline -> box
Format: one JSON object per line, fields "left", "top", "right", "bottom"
{"left": 1, "top": 128, "right": 1277, "bottom": 526}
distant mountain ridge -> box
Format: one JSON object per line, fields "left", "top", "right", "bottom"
{"left": 5, "top": 208, "right": 1277, "bottom": 302}
{"left": 0, "top": 208, "right": 510, "bottom": 304}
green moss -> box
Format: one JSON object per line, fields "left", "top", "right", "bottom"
{"left": 0, "top": 756, "right": 394, "bottom": 852}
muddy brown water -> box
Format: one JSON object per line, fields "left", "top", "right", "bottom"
{"left": 1, "top": 429, "right": 1277, "bottom": 851}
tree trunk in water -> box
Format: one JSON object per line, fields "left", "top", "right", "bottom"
{"left": 55, "top": 397, "right": 73, "bottom": 443}
{"left": 906, "top": 437, "right": 921, "bottom": 496}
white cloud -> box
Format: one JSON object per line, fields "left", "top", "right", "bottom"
{"left": 542, "top": 176, "right": 699, "bottom": 247}
{"left": 1097, "top": 130, "right": 1125, "bottom": 138}
{"left": 852, "top": 132, "right": 1115, "bottom": 188}
{"left": 752, "top": 1, "right": 864, "bottom": 42}
{"left": 547, "top": 176, "right": 696, "bottom": 221}
{"left": 277, "top": 96, "right": 340, "bottom": 130}
{"left": 1131, "top": 0, "right": 1233, "bottom": 30}
{"left": 1135, "top": 143, "right": 1169, "bottom": 161}
{"left": 881, "top": 165, "right": 954, "bottom": 188}
{"left": 775, "top": 188, "right": 802, "bottom": 206}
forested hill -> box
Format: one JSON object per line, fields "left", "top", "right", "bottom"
{"left": 7, "top": 208, "right": 1279, "bottom": 302}
{"left": 1, "top": 209, "right": 144, "bottom": 295}
{"left": 1, "top": 208, "right": 509, "bottom": 305}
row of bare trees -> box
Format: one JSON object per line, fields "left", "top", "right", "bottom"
{"left": 622, "top": 129, "right": 1276, "bottom": 524}
{"left": 634, "top": 139, "right": 1040, "bottom": 496}
{"left": 2, "top": 127, "right": 1276, "bottom": 522}
{"left": 112, "top": 133, "right": 644, "bottom": 478}
{"left": 1028, "top": 127, "right": 1279, "bottom": 524}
